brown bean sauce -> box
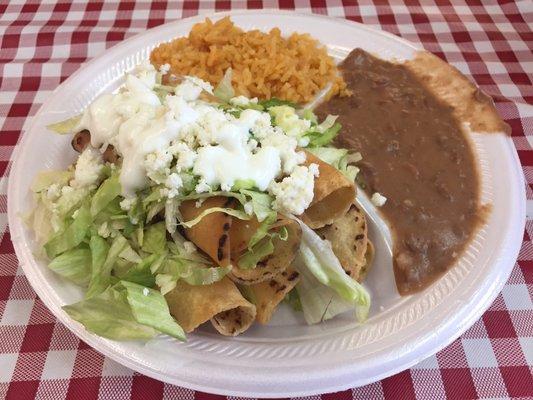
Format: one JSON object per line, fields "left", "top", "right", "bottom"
{"left": 317, "top": 49, "right": 484, "bottom": 295}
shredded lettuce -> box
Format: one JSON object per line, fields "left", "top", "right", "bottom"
{"left": 232, "top": 179, "right": 256, "bottom": 191}
{"left": 238, "top": 223, "right": 287, "bottom": 270}
{"left": 269, "top": 105, "right": 309, "bottom": 138}
{"left": 301, "top": 109, "right": 318, "bottom": 124}
{"left": 44, "top": 205, "right": 92, "bottom": 258}
{"left": 117, "top": 252, "right": 161, "bottom": 288}
{"left": 238, "top": 237, "right": 275, "bottom": 269}
{"left": 30, "top": 200, "right": 55, "bottom": 246}
{"left": 305, "top": 122, "right": 341, "bottom": 147}
{"left": 31, "top": 171, "right": 73, "bottom": 193}
{"left": 307, "top": 147, "right": 348, "bottom": 167}
{"left": 141, "top": 222, "right": 167, "bottom": 254}
{"left": 259, "top": 98, "right": 297, "bottom": 109}
{"left": 63, "top": 281, "right": 185, "bottom": 341}
{"left": 180, "top": 207, "right": 250, "bottom": 228}
{"left": 294, "top": 219, "right": 371, "bottom": 322}
{"left": 239, "top": 190, "right": 273, "bottom": 222}
{"left": 176, "top": 190, "right": 247, "bottom": 205}
{"left": 307, "top": 147, "right": 360, "bottom": 182}
{"left": 213, "top": 68, "right": 235, "bottom": 102}
{"left": 91, "top": 174, "right": 121, "bottom": 217}
{"left": 86, "top": 234, "right": 127, "bottom": 298}
{"left": 48, "top": 246, "right": 92, "bottom": 286}
{"left": 295, "top": 252, "right": 355, "bottom": 324}
{"left": 47, "top": 114, "right": 82, "bottom": 135}
{"left": 285, "top": 288, "right": 303, "bottom": 312}
{"left": 55, "top": 186, "right": 92, "bottom": 218}
{"left": 247, "top": 212, "right": 276, "bottom": 249}
{"left": 118, "top": 243, "right": 142, "bottom": 263}
{"left": 118, "top": 281, "right": 185, "bottom": 340}
{"left": 156, "top": 258, "right": 231, "bottom": 295}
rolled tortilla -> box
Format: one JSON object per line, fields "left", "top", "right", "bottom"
{"left": 165, "top": 277, "right": 256, "bottom": 335}
{"left": 180, "top": 196, "right": 233, "bottom": 266}
{"left": 180, "top": 197, "right": 301, "bottom": 285}
{"left": 248, "top": 266, "right": 300, "bottom": 324}
{"left": 229, "top": 216, "right": 301, "bottom": 285}
{"left": 315, "top": 204, "right": 372, "bottom": 282}
{"left": 301, "top": 151, "right": 356, "bottom": 229}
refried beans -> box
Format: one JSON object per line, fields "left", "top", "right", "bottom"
{"left": 316, "top": 49, "right": 499, "bottom": 295}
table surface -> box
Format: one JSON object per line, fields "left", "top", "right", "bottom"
{"left": 0, "top": 1, "right": 532, "bottom": 399}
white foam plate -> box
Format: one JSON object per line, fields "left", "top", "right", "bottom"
{"left": 7, "top": 11, "right": 525, "bottom": 398}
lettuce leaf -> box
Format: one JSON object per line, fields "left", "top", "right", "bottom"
{"left": 213, "top": 68, "right": 234, "bottom": 102}
{"left": 91, "top": 174, "right": 121, "bottom": 217}
{"left": 180, "top": 207, "right": 250, "bottom": 228}
{"left": 141, "top": 222, "right": 167, "bottom": 254}
{"left": 306, "top": 147, "right": 348, "bottom": 168}
{"left": 63, "top": 281, "right": 185, "bottom": 341}
{"left": 118, "top": 281, "right": 185, "bottom": 340}
{"left": 86, "top": 234, "right": 127, "bottom": 298}
{"left": 247, "top": 211, "right": 276, "bottom": 249}
{"left": 240, "top": 190, "right": 273, "bottom": 222}
{"left": 259, "top": 98, "right": 297, "bottom": 109}
{"left": 63, "top": 285, "right": 158, "bottom": 340}
{"left": 44, "top": 205, "right": 92, "bottom": 258}
{"left": 119, "top": 253, "right": 163, "bottom": 287}
{"left": 47, "top": 114, "right": 82, "bottom": 135}
{"left": 307, "top": 147, "right": 360, "bottom": 182}
{"left": 305, "top": 122, "right": 341, "bottom": 147}
{"left": 31, "top": 170, "right": 73, "bottom": 193}
{"left": 237, "top": 237, "right": 274, "bottom": 270}
{"left": 294, "top": 219, "right": 371, "bottom": 322}
{"left": 48, "top": 246, "right": 92, "bottom": 286}
{"left": 156, "top": 258, "right": 231, "bottom": 295}
{"left": 295, "top": 252, "right": 355, "bottom": 324}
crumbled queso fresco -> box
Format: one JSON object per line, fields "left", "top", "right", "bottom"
{"left": 72, "top": 62, "right": 320, "bottom": 216}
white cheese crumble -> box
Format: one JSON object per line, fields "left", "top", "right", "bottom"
{"left": 158, "top": 63, "right": 170, "bottom": 74}
{"left": 371, "top": 192, "right": 387, "bottom": 207}
{"left": 46, "top": 184, "right": 61, "bottom": 200}
{"left": 171, "top": 142, "right": 197, "bottom": 171}
{"left": 183, "top": 241, "right": 197, "bottom": 254}
{"left": 134, "top": 62, "right": 157, "bottom": 89}
{"left": 230, "top": 95, "right": 258, "bottom": 107}
{"left": 73, "top": 67, "right": 322, "bottom": 209}
{"left": 269, "top": 164, "right": 319, "bottom": 215}
{"left": 195, "top": 198, "right": 205, "bottom": 208}
{"left": 260, "top": 131, "right": 305, "bottom": 175}
{"left": 143, "top": 288, "right": 150, "bottom": 296}
{"left": 269, "top": 105, "right": 311, "bottom": 139}
{"left": 244, "top": 201, "right": 254, "bottom": 216}
{"left": 195, "top": 179, "right": 211, "bottom": 193}
{"left": 164, "top": 173, "right": 183, "bottom": 199}
{"left": 71, "top": 147, "right": 104, "bottom": 188}
{"left": 120, "top": 197, "right": 136, "bottom": 211}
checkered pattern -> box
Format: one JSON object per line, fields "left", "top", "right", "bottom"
{"left": 0, "top": 0, "right": 531, "bottom": 399}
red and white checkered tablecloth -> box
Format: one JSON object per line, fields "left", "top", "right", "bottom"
{"left": 0, "top": 0, "right": 531, "bottom": 399}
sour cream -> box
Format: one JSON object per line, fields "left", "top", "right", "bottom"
{"left": 73, "top": 65, "right": 309, "bottom": 201}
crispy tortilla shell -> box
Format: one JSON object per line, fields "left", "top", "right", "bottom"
{"left": 316, "top": 204, "right": 372, "bottom": 282}
{"left": 405, "top": 51, "right": 511, "bottom": 135}
{"left": 180, "top": 196, "right": 233, "bottom": 266}
{"left": 358, "top": 240, "right": 374, "bottom": 282}
{"left": 249, "top": 266, "right": 300, "bottom": 324}
{"left": 165, "top": 277, "right": 256, "bottom": 335}
{"left": 301, "top": 151, "right": 356, "bottom": 229}
{"left": 230, "top": 216, "right": 301, "bottom": 285}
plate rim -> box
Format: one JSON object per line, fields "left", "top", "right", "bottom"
{"left": 7, "top": 9, "right": 526, "bottom": 397}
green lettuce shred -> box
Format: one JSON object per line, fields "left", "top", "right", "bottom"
{"left": 48, "top": 246, "right": 92, "bottom": 286}
{"left": 44, "top": 204, "right": 92, "bottom": 258}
